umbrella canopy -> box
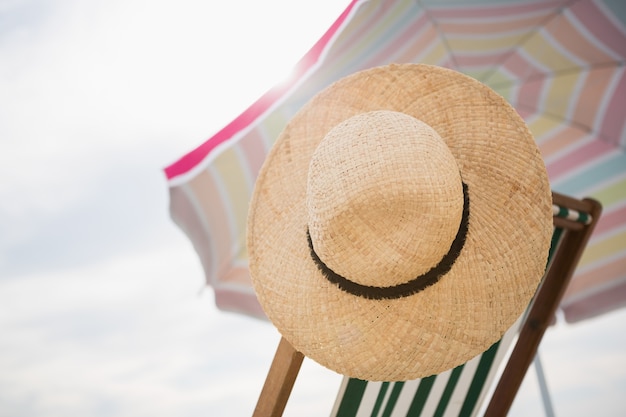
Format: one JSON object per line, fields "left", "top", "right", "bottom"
{"left": 165, "top": 0, "right": 626, "bottom": 323}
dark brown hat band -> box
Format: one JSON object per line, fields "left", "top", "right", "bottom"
{"left": 307, "top": 182, "right": 470, "bottom": 300}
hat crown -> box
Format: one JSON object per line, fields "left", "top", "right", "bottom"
{"left": 306, "top": 111, "right": 464, "bottom": 288}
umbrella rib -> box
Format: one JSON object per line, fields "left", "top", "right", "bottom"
{"left": 486, "top": 61, "right": 625, "bottom": 89}
{"left": 514, "top": 102, "right": 622, "bottom": 149}
{"left": 416, "top": 0, "right": 459, "bottom": 71}
{"left": 480, "top": 0, "right": 582, "bottom": 84}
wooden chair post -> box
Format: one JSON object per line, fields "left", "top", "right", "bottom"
{"left": 484, "top": 194, "right": 602, "bottom": 416}
{"left": 253, "top": 337, "right": 304, "bottom": 417}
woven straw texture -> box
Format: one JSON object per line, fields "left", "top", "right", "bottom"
{"left": 248, "top": 64, "right": 552, "bottom": 381}
{"left": 308, "top": 111, "right": 464, "bottom": 287}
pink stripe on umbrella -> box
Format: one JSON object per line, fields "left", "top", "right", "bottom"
{"left": 566, "top": 253, "right": 626, "bottom": 298}
{"left": 546, "top": 136, "right": 615, "bottom": 181}
{"left": 592, "top": 205, "right": 626, "bottom": 237}
{"left": 395, "top": 24, "right": 440, "bottom": 65}
{"left": 164, "top": 0, "right": 361, "bottom": 180}
{"left": 599, "top": 69, "right": 626, "bottom": 146}
{"left": 537, "top": 125, "right": 586, "bottom": 158}
{"left": 571, "top": 0, "right": 626, "bottom": 58}
{"left": 439, "top": 13, "right": 549, "bottom": 34}
{"left": 562, "top": 276, "right": 626, "bottom": 323}
{"left": 318, "top": 0, "right": 398, "bottom": 66}
{"left": 572, "top": 66, "right": 616, "bottom": 132}
{"left": 453, "top": 51, "right": 511, "bottom": 69}
{"left": 516, "top": 107, "right": 535, "bottom": 119}
{"left": 169, "top": 186, "right": 215, "bottom": 277}
{"left": 239, "top": 129, "right": 271, "bottom": 180}
{"left": 499, "top": 52, "right": 543, "bottom": 82}
{"left": 361, "top": 13, "right": 431, "bottom": 69}
{"left": 215, "top": 286, "right": 266, "bottom": 320}
{"left": 188, "top": 173, "right": 235, "bottom": 280}
{"left": 430, "top": 0, "right": 566, "bottom": 19}
{"left": 545, "top": 9, "right": 614, "bottom": 64}
{"left": 515, "top": 76, "right": 546, "bottom": 113}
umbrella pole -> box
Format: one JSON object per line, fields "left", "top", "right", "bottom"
{"left": 253, "top": 337, "right": 304, "bottom": 417}
{"left": 534, "top": 352, "right": 555, "bottom": 417}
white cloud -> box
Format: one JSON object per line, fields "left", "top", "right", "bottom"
{"left": 0, "top": 0, "right": 348, "bottom": 274}
{"left": 0, "top": 0, "right": 345, "bottom": 208}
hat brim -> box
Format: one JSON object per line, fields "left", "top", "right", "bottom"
{"left": 248, "top": 64, "right": 552, "bottom": 381}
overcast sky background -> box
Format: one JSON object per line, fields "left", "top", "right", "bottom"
{"left": 1, "top": 0, "right": 625, "bottom": 416}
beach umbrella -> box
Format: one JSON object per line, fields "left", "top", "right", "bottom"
{"left": 165, "top": 0, "right": 626, "bottom": 324}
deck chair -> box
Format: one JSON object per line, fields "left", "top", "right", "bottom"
{"left": 253, "top": 192, "right": 601, "bottom": 417}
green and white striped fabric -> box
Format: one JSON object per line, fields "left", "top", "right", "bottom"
{"left": 552, "top": 204, "right": 592, "bottom": 225}
{"left": 330, "top": 321, "right": 520, "bottom": 417}
{"left": 330, "top": 204, "right": 592, "bottom": 417}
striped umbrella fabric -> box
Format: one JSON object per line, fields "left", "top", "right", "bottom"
{"left": 165, "top": 0, "right": 626, "bottom": 323}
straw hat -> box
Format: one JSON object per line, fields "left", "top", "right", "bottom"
{"left": 247, "top": 64, "right": 552, "bottom": 381}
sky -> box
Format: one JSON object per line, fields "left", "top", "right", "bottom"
{"left": 0, "top": 0, "right": 625, "bottom": 416}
